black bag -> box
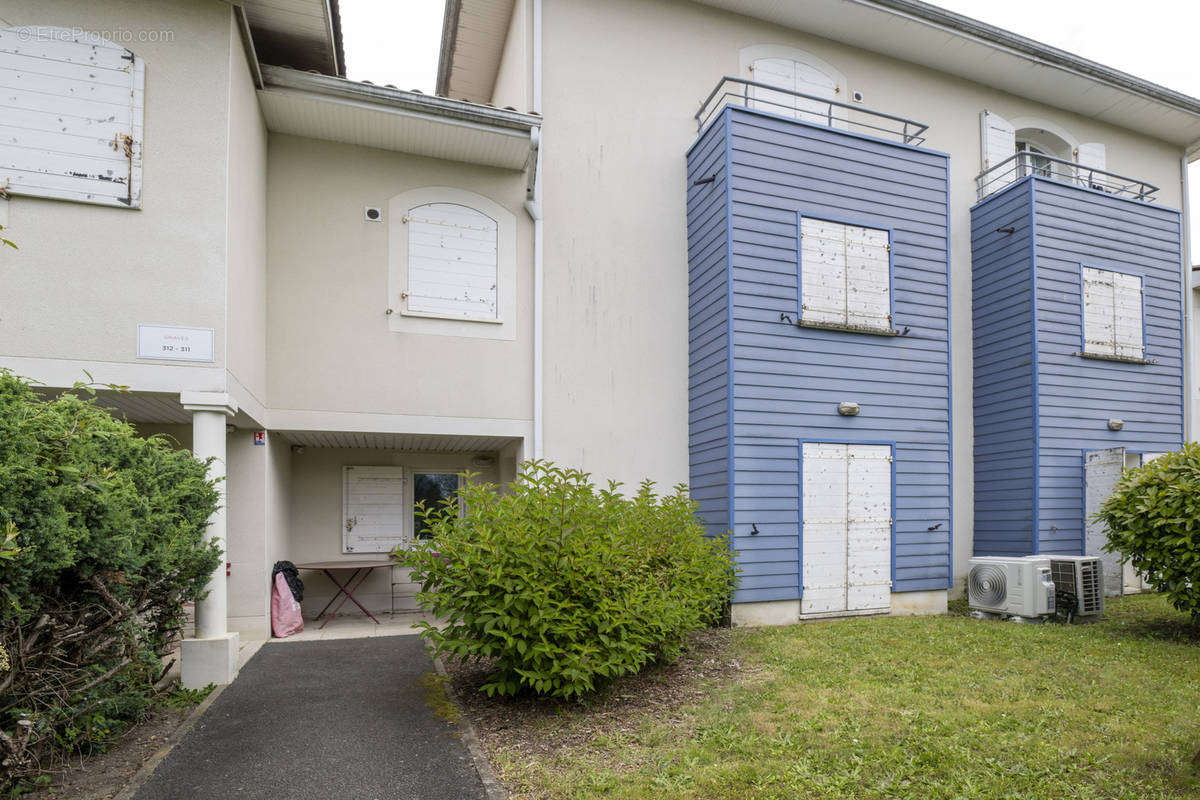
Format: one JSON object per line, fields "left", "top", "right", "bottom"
{"left": 271, "top": 560, "right": 304, "bottom": 602}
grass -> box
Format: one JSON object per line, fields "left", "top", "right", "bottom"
{"left": 482, "top": 594, "right": 1200, "bottom": 799}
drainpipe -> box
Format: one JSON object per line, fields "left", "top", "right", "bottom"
{"left": 524, "top": 0, "right": 544, "bottom": 460}
{"left": 1183, "top": 142, "right": 1200, "bottom": 442}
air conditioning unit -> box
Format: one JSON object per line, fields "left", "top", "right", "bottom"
{"left": 1047, "top": 556, "right": 1104, "bottom": 619}
{"left": 968, "top": 556, "right": 1055, "bottom": 618}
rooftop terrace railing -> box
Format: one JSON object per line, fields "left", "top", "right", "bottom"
{"left": 976, "top": 152, "right": 1159, "bottom": 202}
{"left": 695, "top": 76, "right": 930, "bottom": 146}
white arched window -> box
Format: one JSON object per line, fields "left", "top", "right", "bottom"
{"left": 740, "top": 45, "right": 845, "bottom": 127}
{"left": 405, "top": 202, "right": 498, "bottom": 320}
{"left": 388, "top": 187, "right": 517, "bottom": 340}
{"left": 979, "top": 111, "right": 1105, "bottom": 196}
{"left": 0, "top": 26, "right": 144, "bottom": 208}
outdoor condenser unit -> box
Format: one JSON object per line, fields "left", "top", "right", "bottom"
{"left": 967, "top": 556, "right": 1055, "bottom": 618}
{"left": 1046, "top": 556, "right": 1105, "bottom": 619}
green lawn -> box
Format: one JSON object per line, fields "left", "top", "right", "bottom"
{"left": 481, "top": 594, "right": 1200, "bottom": 799}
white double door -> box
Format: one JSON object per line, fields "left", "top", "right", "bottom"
{"left": 801, "top": 443, "right": 893, "bottom": 616}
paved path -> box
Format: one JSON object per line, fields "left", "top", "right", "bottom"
{"left": 132, "top": 636, "right": 486, "bottom": 800}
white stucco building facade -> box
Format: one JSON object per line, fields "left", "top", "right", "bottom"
{"left": 2, "top": 0, "right": 1199, "bottom": 684}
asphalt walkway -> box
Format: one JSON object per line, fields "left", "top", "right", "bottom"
{"left": 132, "top": 636, "right": 486, "bottom": 800}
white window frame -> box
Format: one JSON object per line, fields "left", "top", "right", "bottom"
{"left": 1080, "top": 265, "right": 1145, "bottom": 362}
{"left": 388, "top": 186, "right": 517, "bottom": 340}
{"left": 407, "top": 468, "right": 464, "bottom": 542}
{"left": 798, "top": 215, "right": 894, "bottom": 335}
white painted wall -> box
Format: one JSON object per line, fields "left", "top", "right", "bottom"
{"left": 265, "top": 135, "right": 534, "bottom": 421}
{"left": 490, "top": 0, "right": 532, "bottom": 112}
{"left": 225, "top": 14, "right": 269, "bottom": 411}
{"left": 0, "top": 0, "right": 232, "bottom": 372}
{"left": 536, "top": 0, "right": 1186, "bottom": 592}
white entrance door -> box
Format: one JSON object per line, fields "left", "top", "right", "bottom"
{"left": 1084, "top": 447, "right": 1125, "bottom": 596}
{"left": 343, "top": 466, "right": 407, "bottom": 553}
{"left": 802, "top": 443, "right": 892, "bottom": 615}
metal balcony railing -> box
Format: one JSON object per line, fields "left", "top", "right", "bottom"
{"left": 976, "top": 152, "right": 1159, "bottom": 202}
{"left": 695, "top": 76, "right": 929, "bottom": 146}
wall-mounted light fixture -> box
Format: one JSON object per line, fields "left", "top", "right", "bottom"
{"left": 291, "top": 445, "right": 306, "bottom": 455}
{"left": 472, "top": 455, "right": 495, "bottom": 468}
{"left": 1107, "top": 418, "right": 1124, "bottom": 431}
{"left": 837, "top": 401, "right": 860, "bottom": 416}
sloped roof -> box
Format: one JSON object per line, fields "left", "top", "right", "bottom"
{"left": 243, "top": 0, "right": 346, "bottom": 77}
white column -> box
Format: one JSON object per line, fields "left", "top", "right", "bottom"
{"left": 180, "top": 391, "right": 240, "bottom": 688}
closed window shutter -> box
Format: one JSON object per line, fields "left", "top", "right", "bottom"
{"left": 1075, "top": 142, "right": 1107, "bottom": 189}
{"left": 1112, "top": 271, "right": 1143, "bottom": 359}
{"left": 406, "top": 203, "right": 498, "bottom": 320}
{"left": 749, "top": 57, "right": 838, "bottom": 126}
{"left": 800, "top": 217, "right": 890, "bottom": 332}
{"left": 979, "top": 110, "right": 1015, "bottom": 195}
{"left": 1083, "top": 267, "right": 1143, "bottom": 359}
{"left": 0, "top": 27, "right": 144, "bottom": 208}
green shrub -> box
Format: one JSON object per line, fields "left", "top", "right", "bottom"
{"left": 1097, "top": 443, "right": 1200, "bottom": 620}
{"left": 396, "top": 461, "right": 736, "bottom": 700}
{"left": 0, "top": 371, "right": 221, "bottom": 789}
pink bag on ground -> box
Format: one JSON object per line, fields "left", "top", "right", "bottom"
{"left": 271, "top": 571, "right": 304, "bottom": 637}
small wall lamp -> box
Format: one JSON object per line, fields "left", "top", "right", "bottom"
{"left": 837, "top": 401, "right": 860, "bottom": 417}
{"left": 1107, "top": 418, "right": 1124, "bottom": 431}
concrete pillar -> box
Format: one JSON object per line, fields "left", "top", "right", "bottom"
{"left": 180, "top": 391, "right": 240, "bottom": 688}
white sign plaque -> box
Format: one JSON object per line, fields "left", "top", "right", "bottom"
{"left": 137, "top": 324, "right": 215, "bottom": 362}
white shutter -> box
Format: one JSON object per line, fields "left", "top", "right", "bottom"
{"left": 800, "top": 217, "right": 890, "bottom": 332}
{"left": 979, "top": 111, "right": 1015, "bottom": 196}
{"left": 343, "top": 466, "right": 407, "bottom": 553}
{"left": 800, "top": 218, "right": 848, "bottom": 327}
{"left": 802, "top": 443, "right": 893, "bottom": 616}
{"left": 1083, "top": 267, "right": 1142, "bottom": 359}
{"left": 406, "top": 203, "right": 498, "bottom": 320}
{"left": 844, "top": 225, "right": 890, "bottom": 329}
{"left": 802, "top": 443, "right": 850, "bottom": 615}
{"left": 1082, "top": 267, "right": 1117, "bottom": 357}
{"left": 0, "top": 27, "right": 144, "bottom": 208}
{"left": 1075, "top": 142, "right": 1106, "bottom": 188}
{"left": 748, "top": 58, "right": 799, "bottom": 118}
{"left": 750, "top": 57, "right": 840, "bottom": 127}
{"left": 1112, "top": 272, "right": 1144, "bottom": 359}
{"left": 1084, "top": 448, "right": 1125, "bottom": 596}
{"left": 845, "top": 445, "right": 892, "bottom": 611}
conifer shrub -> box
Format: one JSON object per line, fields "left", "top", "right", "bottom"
{"left": 1097, "top": 443, "right": 1200, "bottom": 620}
{"left": 0, "top": 371, "right": 221, "bottom": 789}
{"left": 397, "top": 461, "right": 736, "bottom": 699}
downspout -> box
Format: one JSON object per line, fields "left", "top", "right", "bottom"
{"left": 1183, "top": 141, "right": 1200, "bottom": 443}
{"left": 524, "top": 0, "right": 544, "bottom": 460}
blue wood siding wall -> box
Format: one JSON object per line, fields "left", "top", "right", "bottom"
{"left": 686, "top": 114, "right": 732, "bottom": 538}
{"left": 970, "top": 181, "right": 1037, "bottom": 556}
{"left": 690, "top": 107, "right": 952, "bottom": 603}
{"left": 1031, "top": 178, "right": 1184, "bottom": 554}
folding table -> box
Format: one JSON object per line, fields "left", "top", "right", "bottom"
{"left": 294, "top": 559, "right": 396, "bottom": 629}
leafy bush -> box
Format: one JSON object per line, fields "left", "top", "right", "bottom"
{"left": 0, "top": 371, "right": 221, "bottom": 789}
{"left": 396, "top": 461, "right": 736, "bottom": 700}
{"left": 1097, "top": 443, "right": 1200, "bottom": 620}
